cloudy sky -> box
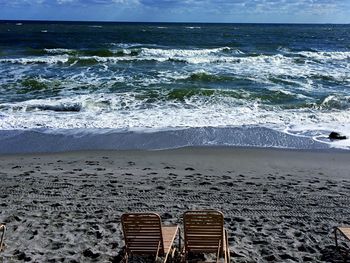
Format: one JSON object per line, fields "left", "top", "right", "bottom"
{"left": 0, "top": 0, "right": 349, "bottom": 23}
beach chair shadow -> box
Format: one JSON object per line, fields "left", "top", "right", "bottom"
{"left": 182, "top": 210, "right": 230, "bottom": 263}
{"left": 121, "top": 213, "right": 179, "bottom": 263}
{"left": 0, "top": 224, "right": 6, "bottom": 252}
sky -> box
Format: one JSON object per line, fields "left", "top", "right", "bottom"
{"left": 0, "top": 0, "right": 350, "bottom": 23}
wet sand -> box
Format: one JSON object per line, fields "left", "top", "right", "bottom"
{"left": 0, "top": 147, "right": 350, "bottom": 262}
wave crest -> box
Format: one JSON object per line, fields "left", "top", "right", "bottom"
{"left": 320, "top": 95, "right": 350, "bottom": 110}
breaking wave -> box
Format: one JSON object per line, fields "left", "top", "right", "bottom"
{"left": 1, "top": 48, "right": 349, "bottom": 69}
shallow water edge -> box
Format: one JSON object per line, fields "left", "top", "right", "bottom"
{"left": 1, "top": 126, "right": 348, "bottom": 154}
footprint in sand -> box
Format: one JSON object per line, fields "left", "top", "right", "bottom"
{"left": 85, "top": 161, "right": 99, "bottom": 166}
{"left": 199, "top": 181, "right": 211, "bottom": 186}
{"left": 14, "top": 251, "right": 32, "bottom": 261}
{"left": 156, "top": 185, "right": 166, "bottom": 190}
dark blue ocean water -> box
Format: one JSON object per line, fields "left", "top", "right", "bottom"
{"left": 0, "top": 21, "right": 349, "bottom": 152}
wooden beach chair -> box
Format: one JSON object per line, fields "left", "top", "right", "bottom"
{"left": 0, "top": 224, "right": 6, "bottom": 252}
{"left": 334, "top": 226, "right": 350, "bottom": 257}
{"left": 121, "top": 213, "right": 179, "bottom": 262}
{"left": 183, "top": 210, "right": 230, "bottom": 263}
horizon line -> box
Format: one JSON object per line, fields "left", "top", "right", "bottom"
{"left": 0, "top": 19, "right": 349, "bottom": 25}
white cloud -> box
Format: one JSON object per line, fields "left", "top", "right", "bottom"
{"left": 0, "top": 0, "right": 349, "bottom": 23}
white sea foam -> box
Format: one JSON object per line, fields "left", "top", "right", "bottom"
{"left": 297, "top": 51, "right": 350, "bottom": 60}
{"left": 70, "top": 47, "right": 242, "bottom": 64}
{"left": 68, "top": 50, "right": 349, "bottom": 84}
{"left": 285, "top": 123, "right": 350, "bottom": 150}
{"left": 1, "top": 48, "right": 350, "bottom": 68}
{"left": 320, "top": 95, "right": 350, "bottom": 110}
{"left": 1, "top": 50, "right": 348, "bottom": 103}
{"left": 2, "top": 48, "right": 349, "bottom": 89}
{"left": 110, "top": 43, "right": 159, "bottom": 48}
{"left": 139, "top": 47, "right": 237, "bottom": 57}
{"left": 277, "top": 46, "right": 291, "bottom": 53}
{"left": 44, "top": 48, "right": 74, "bottom": 54}
{"left": 0, "top": 82, "right": 349, "bottom": 150}
{"left": 0, "top": 55, "right": 69, "bottom": 65}
{"left": 1, "top": 93, "right": 350, "bottom": 150}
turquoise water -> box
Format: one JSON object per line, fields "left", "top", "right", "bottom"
{"left": 0, "top": 21, "right": 349, "bottom": 152}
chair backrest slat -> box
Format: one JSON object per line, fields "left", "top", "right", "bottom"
{"left": 121, "top": 213, "right": 164, "bottom": 255}
{"left": 184, "top": 210, "right": 224, "bottom": 254}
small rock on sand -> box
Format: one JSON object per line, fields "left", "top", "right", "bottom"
{"left": 329, "top": 132, "right": 347, "bottom": 140}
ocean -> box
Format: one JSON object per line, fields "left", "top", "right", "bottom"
{"left": 0, "top": 21, "right": 349, "bottom": 153}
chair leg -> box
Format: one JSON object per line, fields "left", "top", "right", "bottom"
{"left": 216, "top": 240, "right": 221, "bottom": 263}
{"left": 155, "top": 241, "right": 161, "bottom": 262}
{"left": 334, "top": 228, "right": 350, "bottom": 263}
{"left": 123, "top": 251, "right": 128, "bottom": 263}
{"left": 179, "top": 229, "right": 181, "bottom": 253}
{"left": 0, "top": 225, "right": 6, "bottom": 252}
{"left": 225, "top": 229, "right": 230, "bottom": 263}
{"left": 171, "top": 247, "right": 176, "bottom": 260}
{"left": 163, "top": 252, "right": 169, "bottom": 263}
{"left": 163, "top": 247, "right": 176, "bottom": 263}
{"left": 335, "top": 228, "right": 339, "bottom": 249}
{"left": 182, "top": 251, "right": 187, "bottom": 263}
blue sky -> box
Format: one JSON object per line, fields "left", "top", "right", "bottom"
{"left": 0, "top": 0, "right": 349, "bottom": 23}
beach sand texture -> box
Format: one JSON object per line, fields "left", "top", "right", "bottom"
{"left": 0, "top": 147, "right": 350, "bottom": 262}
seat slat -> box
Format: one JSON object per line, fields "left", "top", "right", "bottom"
{"left": 186, "top": 230, "right": 222, "bottom": 236}
{"left": 125, "top": 231, "right": 162, "bottom": 235}
{"left": 186, "top": 238, "right": 221, "bottom": 241}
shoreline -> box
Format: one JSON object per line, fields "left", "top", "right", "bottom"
{"left": 1, "top": 147, "right": 350, "bottom": 262}
{"left": 1, "top": 126, "right": 348, "bottom": 155}
{"left": 0, "top": 144, "right": 349, "bottom": 157}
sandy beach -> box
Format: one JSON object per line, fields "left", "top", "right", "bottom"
{"left": 0, "top": 147, "right": 350, "bottom": 262}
